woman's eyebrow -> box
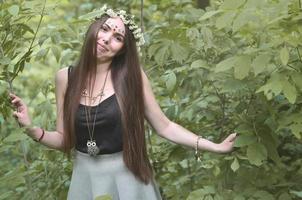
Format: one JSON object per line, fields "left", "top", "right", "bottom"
{"left": 104, "top": 23, "right": 125, "bottom": 37}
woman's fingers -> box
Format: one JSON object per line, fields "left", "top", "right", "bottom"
{"left": 13, "top": 111, "right": 21, "bottom": 118}
{"left": 228, "top": 133, "right": 237, "bottom": 142}
{"left": 9, "top": 93, "right": 24, "bottom": 107}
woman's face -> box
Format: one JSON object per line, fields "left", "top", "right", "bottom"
{"left": 96, "top": 17, "right": 126, "bottom": 62}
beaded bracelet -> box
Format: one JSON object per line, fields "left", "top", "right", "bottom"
{"left": 195, "top": 136, "right": 202, "bottom": 161}
{"left": 33, "top": 128, "right": 45, "bottom": 142}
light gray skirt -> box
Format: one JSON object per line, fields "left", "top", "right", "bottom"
{"left": 67, "top": 150, "right": 162, "bottom": 200}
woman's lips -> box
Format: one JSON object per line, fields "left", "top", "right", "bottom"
{"left": 97, "top": 44, "right": 109, "bottom": 53}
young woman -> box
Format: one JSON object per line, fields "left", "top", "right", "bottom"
{"left": 10, "top": 7, "right": 237, "bottom": 200}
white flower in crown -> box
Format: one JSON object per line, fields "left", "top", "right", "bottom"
{"left": 119, "top": 10, "right": 126, "bottom": 15}
{"left": 106, "top": 9, "right": 117, "bottom": 17}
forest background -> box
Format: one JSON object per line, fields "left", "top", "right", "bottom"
{"left": 0, "top": 0, "right": 302, "bottom": 199}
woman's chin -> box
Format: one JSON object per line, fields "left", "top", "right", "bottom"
{"left": 97, "top": 55, "right": 112, "bottom": 63}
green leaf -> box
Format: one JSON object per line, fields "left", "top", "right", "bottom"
{"left": 280, "top": 47, "right": 289, "bottom": 65}
{"left": 278, "top": 192, "right": 292, "bottom": 200}
{"left": 234, "top": 135, "right": 257, "bottom": 147}
{"left": 35, "top": 48, "right": 49, "bottom": 61}
{"left": 94, "top": 194, "right": 112, "bottom": 200}
{"left": 231, "top": 157, "right": 240, "bottom": 172}
{"left": 215, "top": 56, "right": 237, "bottom": 72}
{"left": 164, "top": 71, "right": 177, "bottom": 91}
{"left": 247, "top": 143, "right": 267, "bottom": 166}
{"left": 252, "top": 54, "right": 271, "bottom": 76}
{"left": 232, "top": 10, "right": 254, "bottom": 32}
{"left": 187, "top": 189, "right": 205, "bottom": 200}
{"left": 148, "top": 43, "right": 162, "bottom": 58}
{"left": 290, "top": 190, "right": 302, "bottom": 198}
{"left": 0, "top": 57, "right": 11, "bottom": 65}
{"left": 4, "top": 131, "right": 28, "bottom": 143}
{"left": 289, "top": 124, "right": 302, "bottom": 139}
{"left": 291, "top": 73, "right": 302, "bottom": 90}
{"left": 8, "top": 5, "right": 19, "bottom": 16}
{"left": 215, "top": 12, "right": 236, "bottom": 29}
{"left": 256, "top": 73, "right": 283, "bottom": 99}
{"left": 220, "top": 0, "right": 246, "bottom": 9}
{"left": 154, "top": 45, "right": 169, "bottom": 66}
{"left": 170, "top": 43, "right": 188, "bottom": 63}
{"left": 191, "top": 59, "right": 208, "bottom": 69}
{"left": 199, "top": 10, "right": 221, "bottom": 21}
{"left": 253, "top": 190, "right": 274, "bottom": 200}
{"left": 78, "top": 8, "right": 105, "bottom": 21}
{"left": 282, "top": 79, "right": 297, "bottom": 104}
{"left": 233, "top": 55, "right": 251, "bottom": 80}
{"left": 234, "top": 195, "right": 245, "bottom": 200}
{"left": 51, "top": 46, "right": 61, "bottom": 62}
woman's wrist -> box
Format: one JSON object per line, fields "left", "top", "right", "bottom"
{"left": 25, "top": 126, "right": 45, "bottom": 142}
{"left": 197, "top": 137, "right": 221, "bottom": 153}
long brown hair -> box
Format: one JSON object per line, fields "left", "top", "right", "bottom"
{"left": 63, "top": 14, "right": 153, "bottom": 184}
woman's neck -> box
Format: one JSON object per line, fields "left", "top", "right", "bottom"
{"left": 96, "top": 60, "right": 111, "bottom": 74}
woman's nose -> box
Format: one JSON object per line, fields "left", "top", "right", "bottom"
{"left": 98, "top": 32, "right": 111, "bottom": 44}
{"left": 102, "top": 38, "right": 109, "bottom": 45}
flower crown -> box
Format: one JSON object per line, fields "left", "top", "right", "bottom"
{"left": 83, "top": 5, "right": 145, "bottom": 52}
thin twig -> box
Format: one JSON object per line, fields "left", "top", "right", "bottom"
{"left": 297, "top": 47, "right": 302, "bottom": 62}
{"left": 140, "top": 0, "right": 144, "bottom": 32}
{"left": 11, "top": 0, "right": 46, "bottom": 82}
{"left": 245, "top": 94, "right": 254, "bottom": 115}
{"left": 287, "top": 64, "right": 299, "bottom": 71}
{"left": 0, "top": 44, "right": 4, "bottom": 56}
{"left": 211, "top": 82, "right": 226, "bottom": 134}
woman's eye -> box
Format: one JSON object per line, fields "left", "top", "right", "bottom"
{"left": 101, "top": 26, "right": 108, "bottom": 31}
{"left": 115, "top": 36, "right": 123, "bottom": 42}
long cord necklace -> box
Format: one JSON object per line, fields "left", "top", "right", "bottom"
{"left": 82, "top": 70, "right": 109, "bottom": 156}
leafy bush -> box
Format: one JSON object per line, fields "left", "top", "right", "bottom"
{"left": 1, "top": 0, "right": 301, "bottom": 199}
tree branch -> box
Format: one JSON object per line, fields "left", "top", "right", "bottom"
{"left": 297, "top": 47, "right": 302, "bottom": 62}
{"left": 11, "top": 0, "right": 46, "bottom": 82}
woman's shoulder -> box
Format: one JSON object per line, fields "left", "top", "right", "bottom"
{"left": 55, "top": 67, "right": 69, "bottom": 86}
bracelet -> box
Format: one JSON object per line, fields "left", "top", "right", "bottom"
{"left": 34, "top": 128, "right": 45, "bottom": 142}
{"left": 195, "top": 136, "right": 202, "bottom": 161}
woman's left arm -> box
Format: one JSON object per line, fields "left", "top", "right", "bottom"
{"left": 142, "top": 71, "right": 236, "bottom": 153}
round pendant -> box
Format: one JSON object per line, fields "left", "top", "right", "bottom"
{"left": 87, "top": 140, "right": 100, "bottom": 156}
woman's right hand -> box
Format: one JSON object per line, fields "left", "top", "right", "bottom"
{"left": 9, "top": 93, "right": 32, "bottom": 127}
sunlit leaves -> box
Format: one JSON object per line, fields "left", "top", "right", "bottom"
{"left": 215, "top": 12, "right": 236, "bottom": 29}
{"left": 256, "top": 73, "right": 297, "bottom": 103}
{"left": 215, "top": 56, "right": 237, "bottom": 72}
{"left": 3, "top": 129, "right": 28, "bottom": 143}
{"left": 163, "top": 71, "right": 177, "bottom": 92}
{"left": 280, "top": 47, "right": 289, "bottom": 66}
{"left": 215, "top": 56, "right": 252, "bottom": 80}
{"left": 282, "top": 78, "right": 297, "bottom": 104}
{"left": 233, "top": 56, "right": 251, "bottom": 80}
{"left": 170, "top": 42, "right": 188, "bottom": 63}
{"left": 2, "top": 0, "right": 302, "bottom": 199}
{"left": 220, "top": 0, "right": 246, "bottom": 10}
{"left": 252, "top": 54, "right": 271, "bottom": 76}
{"left": 8, "top": 5, "right": 19, "bottom": 16}
{"left": 231, "top": 157, "right": 240, "bottom": 172}
{"left": 199, "top": 10, "right": 221, "bottom": 21}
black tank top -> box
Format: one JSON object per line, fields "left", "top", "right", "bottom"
{"left": 68, "top": 67, "right": 123, "bottom": 155}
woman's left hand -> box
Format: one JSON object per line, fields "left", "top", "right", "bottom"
{"left": 216, "top": 133, "right": 237, "bottom": 153}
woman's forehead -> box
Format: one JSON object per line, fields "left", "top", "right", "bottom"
{"left": 105, "top": 17, "right": 126, "bottom": 35}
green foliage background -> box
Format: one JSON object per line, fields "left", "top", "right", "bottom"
{"left": 0, "top": 0, "right": 302, "bottom": 199}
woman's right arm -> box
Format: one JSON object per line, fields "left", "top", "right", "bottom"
{"left": 10, "top": 67, "right": 69, "bottom": 151}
